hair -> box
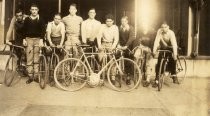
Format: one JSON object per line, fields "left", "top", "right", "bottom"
{"left": 54, "top": 13, "right": 62, "bottom": 18}
{"left": 69, "top": 3, "right": 77, "bottom": 9}
{"left": 121, "top": 16, "right": 128, "bottom": 20}
{"left": 15, "top": 9, "right": 23, "bottom": 14}
{"left": 89, "top": 8, "right": 96, "bottom": 12}
{"left": 161, "top": 21, "right": 168, "bottom": 26}
{"left": 105, "top": 14, "right": 114, "bottom": 21}
{"left": 30, "top": 3, "right": 39, "bottom": 9}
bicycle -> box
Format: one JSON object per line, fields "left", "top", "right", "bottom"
{"left": 3, "top": 44, "right": 48, "bottom": 89}
{"left": 48, "top": 45, "right": 71, "bottom": 86}
{"left": 131, "top": 44, "right": 153, "bottom": 87}
{"left": 156, "top": 50, "right": 187, "bottom": 91}
{"left": 53, "top": 45, "right": 141, "bottom": 92}
{"left": 3, "top": 44, "right": 26, "bottom": 86}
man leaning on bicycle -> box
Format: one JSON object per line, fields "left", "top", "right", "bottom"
{"left": 152, "top": 22, "right": 179, "bottom": 88}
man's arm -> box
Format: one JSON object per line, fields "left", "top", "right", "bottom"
{"left": 6, "top": 16, "right": 16, "bottom": 43}
{"left": 93, "top": 21, "right": 101, "bottom": 39}
{"left": 170, "top": 30, "right": 178, "bottom": 56}
{"left": 81, "top": 21, "right": 86, "bottom": 44}
{"left": 125, "top": 26, "right": 135, "bottom": 47}
{"left": 60, "top": 22, "right": 66, "bottom": 46}
{"left": 97, "top": 25, "right": 103, "bottom": 49}
{"left": 153, "top": 29, "right": 161, "bottom": 53}
{"left": 46, "top": 22, "right": 53, "bottom": 45}
{"left": 112, "top": 26, "right": 119, "bottom": 49}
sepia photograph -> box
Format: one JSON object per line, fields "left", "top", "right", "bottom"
{"left": 0, "top": 0, "right": 209, "bottom": 115}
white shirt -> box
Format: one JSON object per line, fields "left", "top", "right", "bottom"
{"left": 62, "top": 15, "right": 83, "bottom": 37}
{"left": 98, "top": 24, "right": 119, "bottom": 42}
{"left": 153, "top": 29, "right": 178, "bottom": 55}
{"left": 81, "top": 19, "right": 101, "bottom": 43}
{"left": 46, "top": 21, "right": 65, "bottom": 37}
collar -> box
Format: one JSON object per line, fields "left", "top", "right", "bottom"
{"left": 120, "top": 24, "right": 130, "bottom": 31}
{"left": 68, "top": 14, "right": 76, "bottom": 18}
{"left": 30, "top": 15, "right": 39, "bottom": 20}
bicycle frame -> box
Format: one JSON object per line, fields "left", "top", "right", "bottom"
{"left": 71, "top": 47, "right": 124, "bottom": 77}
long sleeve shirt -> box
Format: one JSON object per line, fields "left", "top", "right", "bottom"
{"left": 97, "top": 24, "right": 119, "bottom": 48}
{"left": 23, "top": 15, "right": 45, "bottom": 39}
{"left": 62, "top": 15, "right": 83, "bottom": 37}
{"left": 153, "top": 29, "right": 178, "bottom": 56}
{"left": 81, "top": 19, "right": 101, "bottom": 43}
{"left": 119, "top": 25, "right": 135, "bottom": 47}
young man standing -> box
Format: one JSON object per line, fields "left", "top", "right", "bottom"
{"left": 6, "top": 9, "right": 28, "bottom": 67}
{"left": 97, "top": 14, "right": 119, "bottom": 83}
{"left": 118, "top": 16, "right": 135, "bottom": 85}
{"left": 22, "top": 4, "right": 45, "bottom": 84}
{"left": 81, "top": 8, "right": 101, "bottom": 48}
{"left": 153, "top": 22, "right": 178, "bottom": 87}
{"left": 46, "top": 13, "right": 65, "bottom": 48}
{"left": 62, "top": 3, "right": 83, "bottom": 57}
{"left": 97, "top": 14, "right": 119, "bottom": 60}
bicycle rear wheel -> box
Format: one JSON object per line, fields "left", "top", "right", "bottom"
{"left": 39, "top": 55, "right": 48, "bottom": 89}
{"left": 54, "top": 58, "right": 89, "bottom": 91}
{"left": 4, "top": 54, "right": 18, "bottom": 87}
{"left": 176, "top": 56, "right": 187, "bottom": 84}
{"left": 158, "top": 59, "right": 167, "bottom": 91}
{"left": 107, "top": 58, "right": 141, "bottom": 92}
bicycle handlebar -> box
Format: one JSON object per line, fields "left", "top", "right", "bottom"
{"left": 5, "top": 43, "right": 25, "bottom": 50}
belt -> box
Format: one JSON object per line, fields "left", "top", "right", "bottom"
{"left": 102, "top": 41, "right": 112, "bottom": 43}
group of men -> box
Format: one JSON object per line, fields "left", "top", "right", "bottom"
{"left": 6, "top": 3, "right": 179, "bottom": 87}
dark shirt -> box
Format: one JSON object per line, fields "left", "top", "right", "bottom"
{"left": 14, "top": 20, "right": 24, "bottom": 45}
{"left": 119, "top": 25, "right": 135, "bottom": 48}
{"left": 23, "top": 16, "right": 45, "bottom": 39}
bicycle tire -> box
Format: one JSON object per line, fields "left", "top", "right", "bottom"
{"left": 39, "top": 55, "right": 48, "bottom": 89}
{"left": 107, "top": 58, "right": 141, "bottom": 92}
{"left": 158, "top": 59, "right": 167, "bottom": 91}
{"left": 176, "top": 56, "right": 187, "bottom": 84}
{"left": 4, "top": 54, "right": 18, "bottom": 87}
{"left": 49, "top": 53, "right": 60, "bottom": 85}
{"left": 54, "top": 58, "right": 89, "bottom": 91}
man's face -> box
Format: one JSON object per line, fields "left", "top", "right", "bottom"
{"left": 15, "top": 12, "right": 23, "bottom": 22}
{"left": 69, "top": 6, "right": 77, "bottom": 16}
{"left": 30, "top": 7, "right": 39, "bottom": 16}
{"left": 161, "top": 24, "right": 169, "bottom": 33}
{"left": 121, "top": 18, "right": 128, "bottom": 27}
{"left": 54, "top": 15, "right": 61, "bottom": 25}
{"left": 106, "top": 19, "right": 114, "bottom": 27}
{"left": 88, "top": 10, "right": 96, "bottom": 19}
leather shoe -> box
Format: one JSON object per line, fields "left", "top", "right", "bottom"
{"left": 172, "top": 76, "right": 179, "bottom": 84}
{"left": 26, "top": 79, "right": 33, "bottom": 84}
{"left": 34, "top": 78, "right": 39, "bottom": 83}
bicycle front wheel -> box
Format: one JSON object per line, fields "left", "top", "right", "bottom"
{"left": 176, "top": 56, "right": 187, "bottom": 84}
{"left": 54, "top": 58, "right": 89, "bottom": 91}
{"left": 158, "top": 59, "right": 167, "bottom": 91}
{"left": 39, "top": 55, "right": 48, "bottom": 89}
{"left": 107, "top": 58, "right": 141, "bottom": 92}
{"left": 4, "top": 54, "right": 18, "bottom": 87}
{"left": 49, "top": 54, "right": 59, "bottom": 85}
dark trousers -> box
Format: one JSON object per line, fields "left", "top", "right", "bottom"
{"left": 51, "top": 36, "right": 63, "bottom": 59}
{"left": 155, "top": 49, "right": 176, "bottom": 78}
{"left": 85, "top": 39, "right": 97, "bottom": 53}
